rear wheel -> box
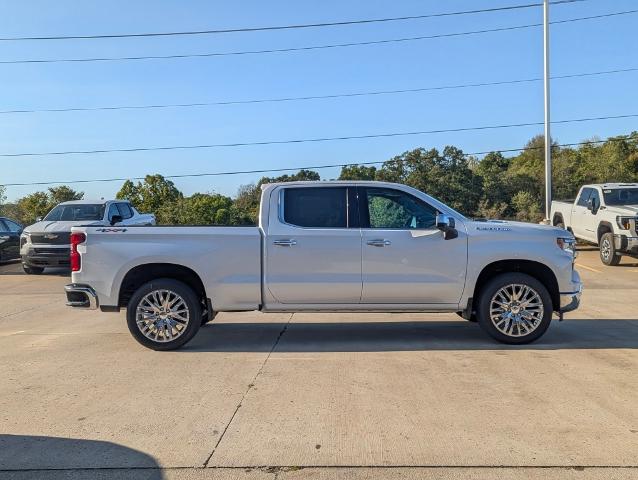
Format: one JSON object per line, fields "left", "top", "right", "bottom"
{"left": 599, "top": 232, "right": 621, "bottom": 266}
{"left": 476, "top": 273, "right": 552, "bottom": 344}
{"left": 126, "top": 278, "right": 201, "bottom": 351}
{"left": 23, "top": 265, "right": 44, "bottom": 275}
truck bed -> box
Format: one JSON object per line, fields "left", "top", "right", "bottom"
{"left": 75, "top": 225, "right": 262, "bottom": 311}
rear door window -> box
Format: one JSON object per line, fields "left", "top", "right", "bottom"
{"left": 283, "top": 187, "right": 348, "bottom": 228}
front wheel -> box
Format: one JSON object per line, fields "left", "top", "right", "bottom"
{"left": 599, "top": 232, "right": 621, "bottom": 266}
{"left": 23, "top": 264, "right": 44, "bottom": 275}
{"left": 126, "top": 278, "right": 201, "bottom": 351}
{"left": 476, "top": 273, "right": 552, "bottom": 345}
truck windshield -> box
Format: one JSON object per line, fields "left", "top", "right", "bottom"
{"left": 602, "top": 188, "right": 638, "bottom": 206}
{"left": 43, "top": 204, "right": 105, "bottom": 221}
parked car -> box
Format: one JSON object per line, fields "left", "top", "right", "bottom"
{"left": 21, "top": 199, "right": 155, "bottom": 274}
{"left": 0, "top": 217, "right": 23, "bottom": 262}
{"left": 65, "top": 181, "right": 582, "bottom": 350}
{"left": 550, "top": 183, "right": 638, "bottom": 265}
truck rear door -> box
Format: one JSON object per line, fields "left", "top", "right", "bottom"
{"left": 264, "top": 186, "right": 362, "bottom": 304}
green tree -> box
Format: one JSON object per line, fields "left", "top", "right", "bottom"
{"left": 47, "top": 186, "right": 83, "bottom": 205}
{"left": 375, "top": 147, "right": 483, "bottom": 216}
{"left": 475, "top": 152, "right": 512, "bottom": 217}
{"left": 16, "top": 192, "right": 50, "bottom": 225}
{"left": 116, "top": 175, "right": 182, "bottom": 215}
{"left": 339, "top": 165, "right": 377, "bottom": 180}
{"left": 158, "top": 193, "right": 233, "bottom": 225}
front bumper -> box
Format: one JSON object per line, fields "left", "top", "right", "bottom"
{"left": 65, "top": 284, "right": 98, "bottom": 310}
{"left": 22, "top": 247, "right": 70, "bottom": 268}
{"left": 614, "top": 235, "right": 638, "bottom": 255}
{"left": 559, "top": 282, "right": 583, "bottom": 313}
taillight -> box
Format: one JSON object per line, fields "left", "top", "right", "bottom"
{"left": 70, "top": 232, "right": 86, "bottom": 272}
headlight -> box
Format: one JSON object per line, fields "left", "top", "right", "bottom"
{"left": 616, "top": 216, "right": 634, "bottom": 230}
{"left": 557, "top": 237, "right": 576, "bottom": 257}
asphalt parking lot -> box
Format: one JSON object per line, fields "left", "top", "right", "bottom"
{"left": 1, "top": 249, "right": 637, "bottom": 480}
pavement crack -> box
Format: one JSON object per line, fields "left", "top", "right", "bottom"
{"left": 203, "top": 313, "right": 294, "bottom": 468}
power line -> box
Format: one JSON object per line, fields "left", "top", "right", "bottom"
{"left": 1, "top": 113, "right": 636, "bottom": 158}
{"left": 1, "top": 67, "right": 636, "bottom": 115}
{"left": 2, "top": 10, "right": 635, "bottom": 65}
{"left": 1, "top": 136, "right": 631, "bottom": 188}
{"left": 0, "top": 0, "right": 586, "bottom": 42}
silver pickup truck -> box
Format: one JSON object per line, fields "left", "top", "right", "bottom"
{"left": 65, "top": 181, "right": 582, "bottom": 350}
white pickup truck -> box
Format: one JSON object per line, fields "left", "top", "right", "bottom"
{"left": 65, "top": 181, "right": 582, "bottom": 350}
{"left": 550, "top": 183, "right": 638, "bottom": 265}
{"left": 21, "top": 199, "right": 155, "bottom": 274}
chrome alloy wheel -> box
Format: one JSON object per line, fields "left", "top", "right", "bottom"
{"left": 135, "top": 289, "right": 190, "bottom": 342}
{"left": 601, "top": 237, "right": 612, "bottom": 261}
{"left": 489, "top": 284, "right": 544, "bottom": 337}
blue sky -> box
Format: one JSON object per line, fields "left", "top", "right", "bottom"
{"left": 1, "top": 0, "right": 637, "bottom": 201}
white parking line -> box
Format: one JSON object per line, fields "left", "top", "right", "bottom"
{"left": 576, "top": 263, "right": 603, "bottom": 273}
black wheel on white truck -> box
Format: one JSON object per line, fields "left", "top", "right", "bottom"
{"left": 126, "top": 278, "right": 201, "bottom": 350}
{"left": 476, "top": 272, "right": 553, "bottom": 345}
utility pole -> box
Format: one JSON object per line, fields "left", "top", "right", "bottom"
{"left": 543, "top": 0, "right": 552, "bottom": 222}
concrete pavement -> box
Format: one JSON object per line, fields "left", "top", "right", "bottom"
{"left": 1, "top": 250, "right": 637, "bottom": 479}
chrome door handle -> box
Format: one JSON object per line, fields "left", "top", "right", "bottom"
{"left": 367, "top": 239, "right": 391, "bottom": 247}
{"left": 273, "top": 239, "right": 297, "bottom": 247}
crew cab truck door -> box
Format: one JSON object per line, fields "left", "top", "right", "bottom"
{"left": 265, "top": 186, "right": 362, "bottom": 304}
{"left": 359, "top": 187, "right": 467, "bottom": 304}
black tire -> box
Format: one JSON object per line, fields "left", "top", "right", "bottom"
{"left": 599, "top": 232, "right": 621, "bottom": 266}
{"left": 23, "top": 264, "right": 44, "bottom": 275}
{"left": 476, "top": 273, "right": 553, "bottom": 345}
{"left": 126, "top": 278, "right": 201, "bottom": 351}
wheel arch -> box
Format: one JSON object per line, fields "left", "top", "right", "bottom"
{"left": 472, "top": 259, "right": 560, "bottom": 312}
{"left": 597, "top": 221, "right": 614, "bottom": 243}
{"left": 118, "top": 263, "right": 207, "bottom": 308}
{"left": 552, "top": 212, "right": 564, "bottom": 226}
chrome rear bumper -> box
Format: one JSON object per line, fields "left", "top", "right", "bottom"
{"left": 64, "top": 284, "right": 98, "bottom": 310}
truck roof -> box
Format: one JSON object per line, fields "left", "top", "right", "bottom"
{"left": 261, "top": 180, "right": 404, "bottom": 189}
{"left": 585, "top": 183, "right": 638, "bottom": 189}
{"left": 57, "top": 199, "right": 127, "bottom": 206}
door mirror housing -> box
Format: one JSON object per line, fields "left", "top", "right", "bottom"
{"left": 435, "top": 214, "right": 458, "bottom": 240}
{"left": 110, "top": 214, "right": 123, "bottom": 226}
{"left": 587, "top": 197, "right": 599, "bottom": 213}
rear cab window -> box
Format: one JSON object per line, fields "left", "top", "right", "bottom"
{"left": 282, "top": 187, "right": 351, "bottom": 228}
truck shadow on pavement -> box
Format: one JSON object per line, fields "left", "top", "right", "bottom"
{"left": 185, "top": 319, "right": 638, "bottom": 352}
{"left": 0, "top": 435, "right": 163, "bottom": 479}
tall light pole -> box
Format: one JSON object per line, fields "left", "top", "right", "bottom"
{"left": 543, "top": 0, "right": 552, "bottom": 221}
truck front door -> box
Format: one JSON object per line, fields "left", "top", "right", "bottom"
{"left": 265, "top": 186, "right": 362, "bottom": 304}
{"left": 358, "top": 187, "right": 467, "bottom": 305}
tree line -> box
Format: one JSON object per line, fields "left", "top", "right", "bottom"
{"left": 2, "top": 132, "right": 637, "bottom": 226}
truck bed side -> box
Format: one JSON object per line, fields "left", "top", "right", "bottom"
{"left": 550, "top": 200, "right": 575, "bottom": 228}
{"left": 73, "top": 226, "right": 262, "bottom": 311}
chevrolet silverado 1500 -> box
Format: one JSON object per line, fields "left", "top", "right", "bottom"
{"left": 65, "top": 181, "right": 582, "bottom": 350}
{"left": 550, "top": 183, "right": 638, "bottom": 265}
{"left": 21, "top": 199, "right": 155, "bottom": 274}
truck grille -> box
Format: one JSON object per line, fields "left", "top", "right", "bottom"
{"left": 32, "top": 247, "right": 69, "bottom": 256}
{"left": 30, "top": 233, "right": 71, "bottom": 245}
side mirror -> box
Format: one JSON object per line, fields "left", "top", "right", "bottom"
{"left": 587, "top": 198, "right": 599, "bottom": 213}
{"left": 435, "top": 214, "right": 458, "bottom": 240}
{"left": 110, "top": 214, "right": 123, "bottom": 226}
